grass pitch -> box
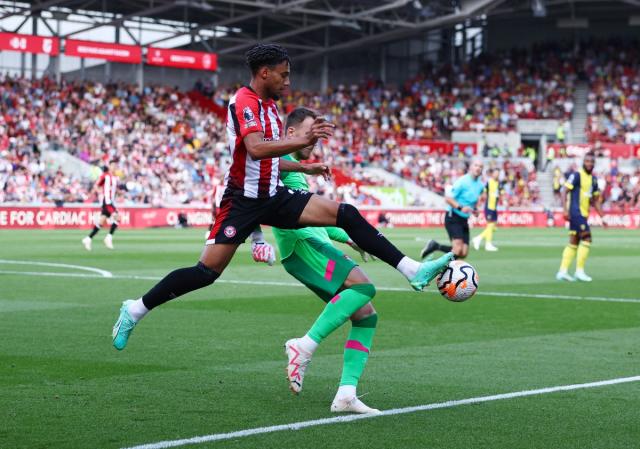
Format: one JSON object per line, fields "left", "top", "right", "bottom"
{"left": 1, "top": 227, "right": 639, "bottom": 449}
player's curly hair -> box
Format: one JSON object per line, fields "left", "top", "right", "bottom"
{"left": 245, "top": 43, "right": 290, "bottom": 75}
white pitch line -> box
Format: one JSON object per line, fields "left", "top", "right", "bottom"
{"left": 121, "top": 374, "right": 640, "bottom": 449}
{"left": 1, "top": 270, "right": 639, "bottom": 304}
{"left": 0, "top": 259, "right": 113, "bottom": 278}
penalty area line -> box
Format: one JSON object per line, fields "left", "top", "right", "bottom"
{"left": 0, "top": 270, "right": 639, "bottom": 304}
{"left": 121, "top": 374, "right": 640, "bottom": 449}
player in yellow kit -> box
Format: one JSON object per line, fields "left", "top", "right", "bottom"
{"left": 556, "top": 152, "right": 606, "bottom": 282}
{"left": 472, "top": 168, "right": 500, "bottom": 252}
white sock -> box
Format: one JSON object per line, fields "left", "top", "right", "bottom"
{"left": 336, "top": 384, "right": 357, "bottom": 400}
{"left": 298, "top": 334, "right": 319, "bottom": 355}
{"left": 127, "top": 298, "right": 149, "bottom": 322}
{"left": 396, "top": 256, "right": 420, "bottom": 280}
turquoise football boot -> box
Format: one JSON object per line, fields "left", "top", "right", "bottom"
{"left": 112, "top": 300, "right": 137, "bottom": 350}
{"left": 410, "top": 252, "right": 454, "bottom": 291}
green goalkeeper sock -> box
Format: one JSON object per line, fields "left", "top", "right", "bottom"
{"left": 307, "top": 284, "right": 376, "bottom": 344}
{"left": 339, "top": 313, "right": 378, "bottom": 387}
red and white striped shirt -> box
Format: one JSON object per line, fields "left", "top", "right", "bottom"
{"left": 97, "top": 173, "right": 118, "bottom": 205}
{"left": 224, "top": 86, "right": 283, "bottom": 198}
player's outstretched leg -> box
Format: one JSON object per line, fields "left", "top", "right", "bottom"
{"left": 331, "top": 312, "right": 380, "bottom": 414}
{"left": 112, "top": 261, "right": 221, "bottom": 350}
{"left": 333, "top": 203, "right": 452, "bottom": 290}
{"left": 420, "top": 239, "right": 452, "bottom": 259}
{"left": 285, "top": 284, "right": 376, "bottom": 394}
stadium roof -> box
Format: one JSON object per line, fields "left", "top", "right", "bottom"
{"left": 2, "top": 0, "right": 639, "bottom": 62}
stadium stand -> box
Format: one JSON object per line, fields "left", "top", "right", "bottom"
{"left": 3, "top": 39, "right": 640, "bottom": 210}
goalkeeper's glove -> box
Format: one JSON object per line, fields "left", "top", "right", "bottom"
{"left": 250, "top": 230, "right": 276, "bottom": 266}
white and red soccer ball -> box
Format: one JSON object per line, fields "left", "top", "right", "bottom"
{"left": 436, "top": 260, "right": 478, "bottom": 302}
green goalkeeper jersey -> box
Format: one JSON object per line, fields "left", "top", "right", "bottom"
{"left": 272, "top": 154, "right": 350, "bottom": 260}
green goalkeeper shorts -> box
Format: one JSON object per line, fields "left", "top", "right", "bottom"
{"left": 281, "top": 237, "right": 358, "bottom": 303}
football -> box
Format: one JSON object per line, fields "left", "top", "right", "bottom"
{"left": 436, "top": 260, "right": 478, "bottom": 302}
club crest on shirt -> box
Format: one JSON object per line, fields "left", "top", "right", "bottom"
{"left": 243, "top": 106, "right": 255, "bottom": 122}
{"left": 224, "top": 226, "right": 237, "bottom": 238}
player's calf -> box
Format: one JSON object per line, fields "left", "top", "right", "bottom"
{"left": 112, "top": 263, "right": 220, "bottom": 350}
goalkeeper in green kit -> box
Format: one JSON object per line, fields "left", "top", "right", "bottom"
{"left": 261, "top": 108, "right": 381, "bottom": 414}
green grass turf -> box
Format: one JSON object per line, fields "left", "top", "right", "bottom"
{"left": 0, "top": 227, "right": 639, "bottom": 449}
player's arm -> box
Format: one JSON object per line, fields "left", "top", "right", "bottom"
{"left": 244, "top": 118, "right": 334, "bottom": 160}
{"left": 591, "top": 189, "right": 607, "bottom": 227}
{"left": 279, "top": 158, "right": 331, "bottom": 180}
{"left": 473, "top": 190, "right": 486, "bottom": 216}
{"left": 90, "top": 174, "right": 105, "bottom": 201}
{"left": 562, "top": 173, "right": 577, "bottom": 220}
{"left": 325, "top": 226, "right": 373, "bottom": 262}
{"left": 560, "top": 188, "right": 569, "bottom": 220}
{"left": 326, "top": 226, "right": 350, "bottom": 243}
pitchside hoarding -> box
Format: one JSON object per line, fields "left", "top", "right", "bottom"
{"left": 64, "top": 39, "right": 142, "bottom": 64}
{"left": 0, "top": 32, "right": 59, "bottom": 55}
{"left": 0, "top": 207, "right": 211, "bottom": 229}
{"left": 0, "top": 207, "right": 638, "bottom": 230}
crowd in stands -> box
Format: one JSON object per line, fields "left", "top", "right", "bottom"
{"left": 2, "top": 37, "right": 640, "bottom": 210}
{"left": 583, "top": 40, "right": 640, "bottom": 144}
{"left": 0, "top": 76, "right": 226, "bottom": 206}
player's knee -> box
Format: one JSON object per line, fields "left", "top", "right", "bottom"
{"left": 195, "top": 261, "right": 219, "bottom": 285}
{"left": 337, "top": 203, "right": 363, "bottom": 227}
{"left": 351, "top": 282, "right": 376, "bottom": 299}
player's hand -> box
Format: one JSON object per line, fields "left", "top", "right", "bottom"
{"left": 251, "top": 242, "right": 276, "bottom": 266}
{"left": 600, "top": 216, "right": 608, "bottom": 228}
{"left": 347, "top": 240, "right": 375, "bottom": 262}
{"left": 563, "top": 210, "right": 570, "bottom": 221}
{"left": 461, "top": 206, "right": 473, "bottom": 215}
{"left": 305, "top": 117, "right": 334, "bottom": 145}
{"left": 303, "top": 163, "right": 331, "bottom": 180}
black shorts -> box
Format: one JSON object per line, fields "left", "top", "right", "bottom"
{"left": 206, "top": 187, "right": 313, "bottom": 244}
{"left": 101, "top": 203, "right": 117, "bottom": 217}
{"left": 484, "top": 208, "right": 498, "bottom": 222}
{"left": 444, "top": 211, "right": 470, "bottom": 244}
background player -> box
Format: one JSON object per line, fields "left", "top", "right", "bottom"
{"left": 268, "top": 108, "right": 379, "bottom": 414}
{"left": 556, "top": 152, "right": 606, "bottom": 282}
{"left": 472, "top": 167, "right": 500, "bottom": 251}
{"left": 82, "top": 162, "right": 119, "bottom": 251}
{"left": 420, "top": 158, "right": 485, "bottom": 260}
{"left": 112, "top": 44, "right": 453, "bottom": 352}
